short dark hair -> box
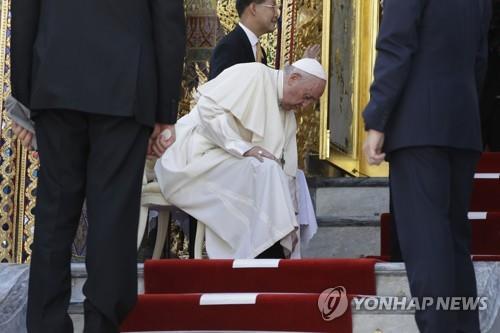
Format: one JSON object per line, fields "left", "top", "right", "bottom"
{"left": 236, "top": 0, "right": 266, "bottom": 17}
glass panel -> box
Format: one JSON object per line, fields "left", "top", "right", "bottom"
{"left": 328, "top": 0, "right": 355, "bottom": 155}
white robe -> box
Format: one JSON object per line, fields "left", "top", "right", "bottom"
{"left": 155, "top": 63, "right": 299, "bottom": 258}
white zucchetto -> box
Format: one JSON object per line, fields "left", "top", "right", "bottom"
{"left": 291, "top": 58, "right": 327, "bottom": 81}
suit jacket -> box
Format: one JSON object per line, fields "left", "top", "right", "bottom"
{"left": 208, "top": 25, "right": 267, "bottom": 80}
{"left": 363, "top": 0, "right": 491, "bottom": 153}
{"left": 11, "top": 0, "right": 186, "bottom": 126}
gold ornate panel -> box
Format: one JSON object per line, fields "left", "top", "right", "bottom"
{"left": 319, "top": 0, "right": 388, "bottom": 176}
{"left": 0, "top": 0, "right": 39, "bottom": 263}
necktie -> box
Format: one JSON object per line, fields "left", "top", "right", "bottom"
{"left": 255, "top": 41, "right": 263, "bottom": 63}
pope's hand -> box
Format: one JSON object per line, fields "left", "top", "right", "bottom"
{"left": 244, "top": 146, "right": 277, "bottom": 163}
{"left": 303, "top": 44, "right": 321, "bottom": 59}
{"left": 363, "top": 129, "right": 386, "bottom": 165}
{"left": 12, "top": 123, "right": 35, "bottom": 150}
{"left": 148, "top": 123, "right": 176, "bottom": 158}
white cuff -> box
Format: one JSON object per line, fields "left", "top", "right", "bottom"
{"left": 226, "top": 141, "right": 253, "bottom": 156}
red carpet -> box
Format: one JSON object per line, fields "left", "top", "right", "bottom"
{"left": 121, "top": 293, "right": 353, "bottom": 332}
{"left": 122, "top": 259, "right": 377, "bottom": 332}
{"left": 380, "top": 212, "right": 500, "bottom": 256}
{"left": 475, "top": 152, "right": 500, "bottom": 172}
{"left": 470, "top": 178, "right": 500, "bottom": 211}
{"left": 145, "top": 258, "right": 377, "bottom": 295}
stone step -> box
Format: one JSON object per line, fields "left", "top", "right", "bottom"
{"left": 303, "top": 177, "right": 389, "bottom": 258}
{"left": 70, "top": 263, "right": 145, "bottom": 304}
{"left": 308, "top": 177, "right": 389, "bottom": 219}
{"left": 352, "top": 309, "right": 418, "bottom": 333}
{"left": 68, "top": 303, "right": 420, "bottom": 333}
{"left": 69, "top": 264, "right": 144, "bottom": 332}
{"left": 69, "top": 306, "right": 500, "bottom": 333}
{"left": 302, "top": 217, "right": 380, "bottom": 258}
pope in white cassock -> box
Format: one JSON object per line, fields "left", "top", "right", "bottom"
{"left": 155, "top": 59, "right": 327, "bottom": 259}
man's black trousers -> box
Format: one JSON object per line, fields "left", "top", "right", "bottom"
{"left": 27, "top": 109, "right": 150, "bottom": 333}
{"left": 389, "top": 147, "right": 480, "bottom": 333}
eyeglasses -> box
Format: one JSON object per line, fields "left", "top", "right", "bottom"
{"left": 257, "top": 4, "right": 281, "bottom": 15}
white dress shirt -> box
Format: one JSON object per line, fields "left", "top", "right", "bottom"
{"left": 238, "top": 22, "right": 260, "bottom": 61}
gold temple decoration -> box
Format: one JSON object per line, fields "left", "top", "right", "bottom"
{"left": 0, "top": 0, "right": 13, "bottom": 262}
{"left": 0, "top": 0, "right": 39, "bottom": 263}
{"left": 22, "top": 152, "right": 38, "bottom": 261}
{"left": 180, "top": 0, "right": 220, "bottom": 117}
{"left": 216, "top": 0, "right": 239, "bottom": 33}
{"left": 319, "top": 0, "right": 387, "bottom": 176}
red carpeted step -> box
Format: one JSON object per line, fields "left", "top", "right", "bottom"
{"left": 471, "top": 255, "right": 500, "bottom": 261}
{"left": 144, "top": 259, "right": 377, "bottom": 295}
{"left": 380, "top": 213, "right": 500, "bottom": 257}
{"left": 476, "top": 152, "right": 500, "bottom": 173}
{"left": 470, "top": 178, "right": 500, "bottom": 211}
{"left": 470, "top": 218, "right": 500, "bottom": 255}
{"left": 121, "top": 293, "right": 353, "bottom": 332}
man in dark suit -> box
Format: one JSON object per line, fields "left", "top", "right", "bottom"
{"left": 363, "top": 1, "right": 491, "bottom": 332}
{"left": 481, "top": 0, "right": 500, "bottom": 151}
{"left": 11, "top": 1, "right": 186, "bottom": 332}
{"left": 208, "top": 0, "right": 279, "bottom": 80}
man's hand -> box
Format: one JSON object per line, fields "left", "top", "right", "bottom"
{"left": 303, "top": 44, "right": 321, "bottom": 59}
{"left": 244, "top": 146, "right": 277, "bottom": 163}
{"left": 148, "top": 123, "right": 176, "bottom": 158}
{"left": 363, "top": 129, "right": 386, "bottom": 165}
{"left": 12, "top": 123, "right": 34, "bottom": 150}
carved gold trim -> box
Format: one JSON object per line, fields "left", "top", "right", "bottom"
{"left": 280, "top": 0, "right": 296, "bottom": 66}
{"left": 0, "top": 0, "right": 8, "bottom": 124}
{"left": 23, "top": 153, "right": 38, "bottom": 261}
{"left": 319, "top": 0, "right": 330, "bottom": 159}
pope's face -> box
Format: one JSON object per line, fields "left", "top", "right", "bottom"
{"left": 281, "top": 74, "right": 326, "bottom": 111}
{"left": 254, "top": 1, "right": 280, "bottom": 34}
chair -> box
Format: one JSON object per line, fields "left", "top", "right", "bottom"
{"left": 137, "top": 159, "right": 204, "bottom": 259}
